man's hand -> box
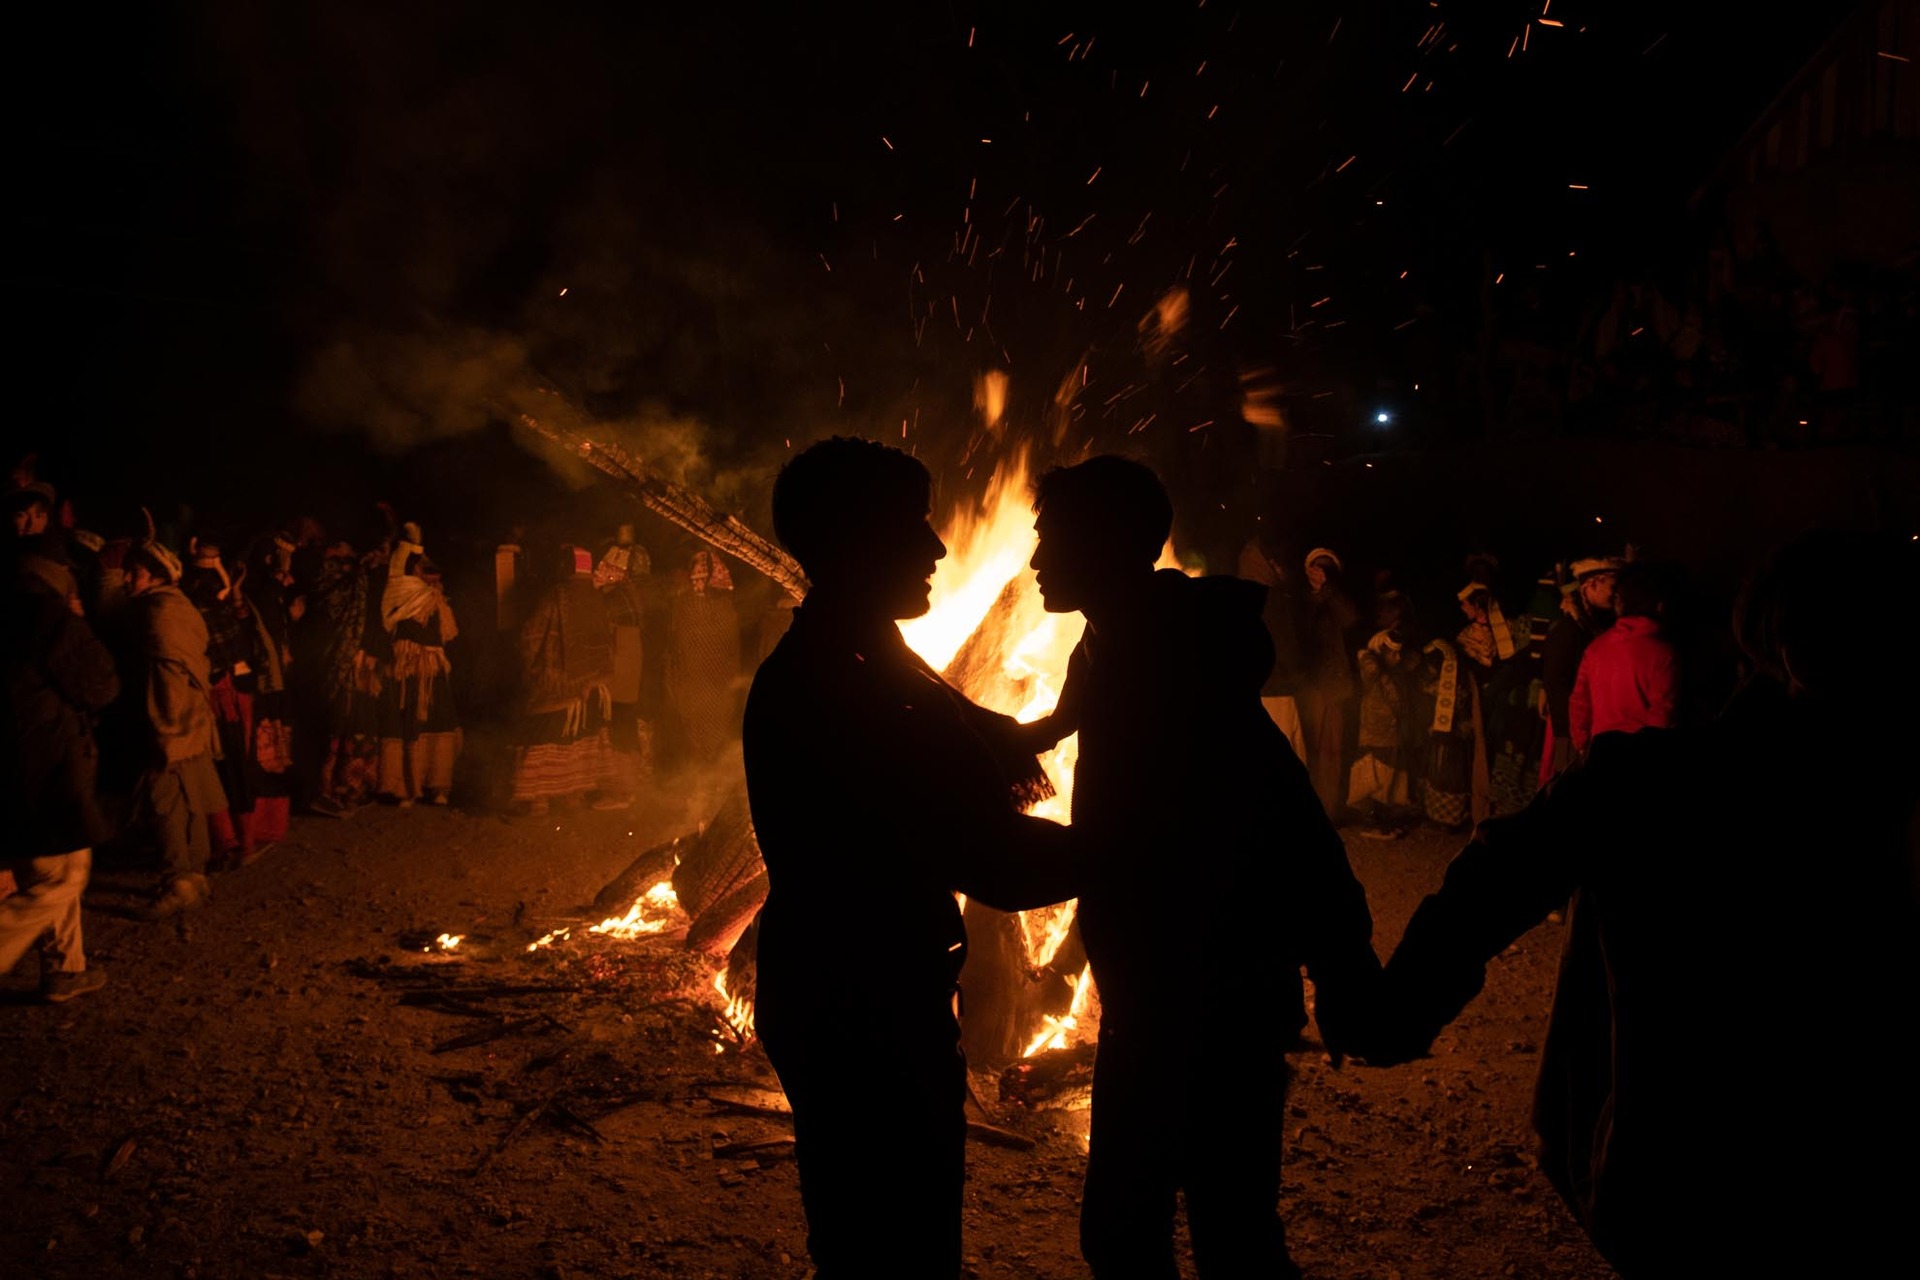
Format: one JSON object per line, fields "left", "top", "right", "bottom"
{"left": 0, "top": 868, "right": 18, "bottom": 900}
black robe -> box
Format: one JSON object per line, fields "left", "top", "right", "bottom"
{"left": 1379, "top": 681, "right": 1920, "bottom": 1275}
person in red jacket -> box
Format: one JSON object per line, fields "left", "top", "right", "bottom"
{"left": 1569, "top": 563, "right": 1678, "bottom": 754}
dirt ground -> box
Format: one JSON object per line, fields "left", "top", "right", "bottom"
{"left": 2, "top": 788, "right": 1616, "bottom": 1280}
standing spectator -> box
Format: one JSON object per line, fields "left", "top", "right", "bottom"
{"left": 1236, "top": 536, "right": 1307, "bottom": 762}
{"left": 182, "top": 536, "right": 268, "bottom": 862}
{"left": 1415, "top": 638, "right": 1483, "bottom": 831}
{"left": 1570, "top": 563, "right": 1679, "bottom": 754}
{"left": 1539, "top": 557, "right": 1621, "bottom": 782}
{"left": 510, "top": 545, "right": 620, "bottom": 812}
{"left": 235, "top": 533, "right": 299, "bottom": 846}
{"left": 308, "top": 540, "right": 381, "bottom": 815}
{"left": 1299, "top": 548, "right": 1359, "bottom": 821}
{"left": 7, "top": 479, "right": 56, "bottom": 543}
{"left": 593, "top": 529, "right": 654, "bottom": 808}
{"left": 1348, "top": 629, "right": 1412, "bottom": 837}
{"left": 665, "top": 549, "right": 742, "bottom": 778}
{"left": 1, "top": 542, "right": 118, "bottom": 1000}
{"left": 1455, "top": 583, "right": 1531, "bottom": 820}
{"left": 378, "top": 530, "right": 462, "bottom": 806}
{"left": 123, "top": 540, "right": 227, "bottom": 920}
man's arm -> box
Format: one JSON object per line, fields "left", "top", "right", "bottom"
{"left": 1365, "top": 760, "right": 1598, "bottom": 1063}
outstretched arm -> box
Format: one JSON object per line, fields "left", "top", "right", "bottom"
{"left": 1364, "top": 761, "right": 1598, "bottom": 1063}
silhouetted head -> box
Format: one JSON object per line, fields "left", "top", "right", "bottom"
{"left": 1736, "top": 528, "right": 1918, "bottom": 709}
{"left": 772, "top": 437, "right": 946, "bottom": 620}
{"left": 1612, "top": 562, "right": 1666, "bottom": 620}
{"left": 1030, "top": 455, "right": 1172, "bottom": 616}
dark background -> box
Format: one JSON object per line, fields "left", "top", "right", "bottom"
{"left": 0, "top": 2, "right": 1868, "bottom": 583}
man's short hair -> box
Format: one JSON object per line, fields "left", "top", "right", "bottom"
{"left": 772, "top": 437, "right": 932, "bottom": 574}
{"left": 1612, "top": 563, "right": 1666, "bottom": 619}
{"left": 1032, "top": 455, "right": 1173, "bottom": 564}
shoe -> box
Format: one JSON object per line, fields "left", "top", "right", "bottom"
{"left": 430, "top": 793, "right": 449, "bottom": 807}
{"left": 138, "top": 876, "right": 208, "bottom": 921}
{"left": 42, "top": 968, "right": 108, "bottom": 1003}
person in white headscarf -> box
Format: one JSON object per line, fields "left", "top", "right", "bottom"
{"left": 377, "top": 528, "right": 461, "bottom": 806}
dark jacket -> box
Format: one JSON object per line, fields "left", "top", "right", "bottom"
{"left": 3, "top": 569, "right": 122, "bottom": 859}
{"left": 1056, "top": 570, "right": 1379, "bottom": 1043}
{"left": 1377, "top": 681, "right": 1919, "bottom": 1275}
{"left": 743, "top": 599, "right": 1080, "bottom": 1027}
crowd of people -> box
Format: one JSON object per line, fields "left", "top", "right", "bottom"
{"left": 0, "top": 463, "right": 751, "bottom": 999}
{"left": 1238, "top": 536, "right": 1689, "bottom": 842}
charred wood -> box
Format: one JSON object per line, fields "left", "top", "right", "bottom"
{"left": 594, "top": 833, "right": 695, "bottom": 911}
{"left": 997, "top": 1041, "right": 1097, "bottom": 1111}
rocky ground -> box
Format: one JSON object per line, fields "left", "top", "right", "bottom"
{"left": 2, "top": 790, "right": 1615, "bottom": 1280}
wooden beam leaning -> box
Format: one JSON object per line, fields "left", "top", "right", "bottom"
{"left": 516, "top": 412, "right": 809, "bottom": 602}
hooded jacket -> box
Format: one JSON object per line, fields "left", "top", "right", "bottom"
{"left": 1056, "top": 570, "right": 1378, "bottom": 1043}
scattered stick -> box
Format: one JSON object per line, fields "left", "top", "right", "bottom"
{"left": 431, "top": 1016, "right": 548, "bottom": 1055}
{"left": 712, "top": 1136, "right": 796, "bottom": 1160}
{"left": 473, "top": 1092, "right": 558, "bottom": 1174}
{"left": 548, "top": 1098, "right": 606, "bottom": 1144}
{"left": 965, "top": 1120, "right": 1036, "bottom": 1152}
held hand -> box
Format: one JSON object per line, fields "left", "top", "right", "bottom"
{"left": 0, "top": 868, "right": 16, "bottom": 900}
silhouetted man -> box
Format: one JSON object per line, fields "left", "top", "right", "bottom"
{"left": 1025, "top": 456, "right": 1380, "bottom": 1279}
{"left": 743, "top": 438, "right": 1081, "bottom": 1278}
{"left": 1363, "top": 529, "right": 1919, "bottom": 1276}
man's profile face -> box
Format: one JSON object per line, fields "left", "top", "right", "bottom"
{"left": 127, "top": 564, "right": 157, "bottom": 596}
{"left": 862, "top": 495, "right": 947, "bottom": 621}
{"left": 1581, "top": 572, "right": 1616, "bottom": 611}
{"left": 1304, "top": 561, "right": 1327, "bottom": 592}
{"left": 1030, "top": 510, "right": 1107, "bottom": 615}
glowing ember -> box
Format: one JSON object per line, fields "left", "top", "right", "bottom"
{"left": 526, "top": 926, "right": 571, "bottom": 952}
{"left": 434, "top": 933, "right": 463, "bottom": 951}
{"left": 587, "top": 880, "right": 682, "bottom": 939}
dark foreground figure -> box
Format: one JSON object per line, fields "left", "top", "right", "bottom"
{"left": 1028, "top": 457, "right": 1380, "bottom": 1279}
{"left": 743, "top": 439, "right": 1080, "bottom": 1278}
{"left": 1369, "top": 529, "right": 1920, "bottom": 1276}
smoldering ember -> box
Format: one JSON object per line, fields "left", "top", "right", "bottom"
{"left": 4, "top": 3, "right": 1918, "bottom": 1279}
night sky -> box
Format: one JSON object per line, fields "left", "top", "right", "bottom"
{"left": 5, "top": 2, "right": 1844, "bottom": 552}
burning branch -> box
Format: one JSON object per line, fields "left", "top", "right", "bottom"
{"left": 516, "top": 411, "right": 808, "bottom": 601}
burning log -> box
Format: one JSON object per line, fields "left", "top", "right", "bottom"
{"left": 685, "top": 876, "right": 768, "bottom": 956}
{"left": 668, "top": 784, "right": 768, "bottom": 958}
{"left": 516, "top": 412, "right": 808, "bottom": 601}
{"left": 593, "top": 833, "right": 694, "bottom": 912}
{"left": 997, "top": 1041, "right": 1097, "bottom": 1111}
{"left": 669, "top": 787, "right": 761, "bottom": 920}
